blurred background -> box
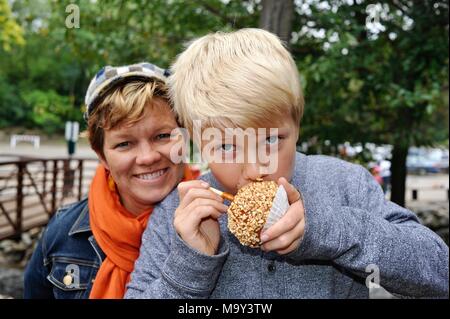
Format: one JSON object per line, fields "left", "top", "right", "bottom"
{"left": 0, "top": 0, "right": 448, "bottom": 298}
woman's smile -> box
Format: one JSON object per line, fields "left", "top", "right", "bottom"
{"left": 133, "top": 167, "right": 169, "bottom": 184}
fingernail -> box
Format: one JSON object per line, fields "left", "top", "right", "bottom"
{"left": 260, "top": 234, "right": 269, "bottom": 243}
{"left": 201, "top": 182, "right": 209, "bottom": 188}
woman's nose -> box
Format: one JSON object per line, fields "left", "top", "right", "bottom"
{"left": 135, "top": 143, "right": 162, "bottom": 166}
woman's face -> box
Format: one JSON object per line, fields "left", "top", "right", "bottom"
{"left": 100, "top": 97, "right": 185, "bottom": 215}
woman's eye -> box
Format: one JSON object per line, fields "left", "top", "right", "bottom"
{"left": 156, "top": 133, "right": 171, "bottom": 140}
{"left": 115, "top": 141, "right": 129, "bottom": 149}
{"left": 266, "top": 136, "right": 280, "bottom": 145}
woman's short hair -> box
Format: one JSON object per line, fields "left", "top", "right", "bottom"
{"left": 87, "top": 80, "right": 168, "bottom": 158}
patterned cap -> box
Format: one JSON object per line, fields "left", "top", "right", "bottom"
{"left": 84, "top": 62, "right": 170, "bottom": 120}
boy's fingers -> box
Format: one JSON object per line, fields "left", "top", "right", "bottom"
{"left": 260, "top": 204, "right": 301, "bottom": 243}
{"left": 178, "top": 183, "right": 223, "bottom": 209}
{"left": 276, "top": 237, "right": 302, "bottom": 255}
{"left": 181, "top": 188, "right": 223, "bottom": 208}
{"left": 277, "top": 177, "right": 302, "bottom": 204}
{"left": 261, "top": 218, "right": 305, "bottom": 253}
{"left": 187, "top": 206, "right": 223, "bottom": 226}
{"left": 174, "top": 206, "right": 222, "bottom": 235}
{"left": 185, "top": 198, "right": 228, "bottom": 215}
{"left": 178, "top": 180, "right": 210, "bottom": 199}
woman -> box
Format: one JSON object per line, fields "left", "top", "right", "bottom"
{"left": 24, "top": 62, "right": 198, "bottom": 299}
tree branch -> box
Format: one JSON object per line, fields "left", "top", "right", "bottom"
{"left": 290, "top": 45, "right": 323, "bottom": 57}
{"left": 390, "top": 0, "right": 410, "bottom": 17}
{"left": 197, "top": 0, "right": 245, "bottom": 29}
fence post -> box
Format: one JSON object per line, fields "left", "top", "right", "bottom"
{"left": 42, "top": 160, "right": 47, "bottom": 198}
{"left": 16, "top": 162, "right": 24, "bottom": 237}
{"left": 78, "top": 159, "right": 84, "bottom": 201}
{"left": 51, "top": 160, "right": 58, "bottom": 213}
{"left": 412, "top": 189, "right": 418, "bottom": 201}
{"left": 62, "top": 159, "right": 74, "bottom": 197}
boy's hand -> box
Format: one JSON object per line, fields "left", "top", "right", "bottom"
{"left": 260, "top": 177, "right": 305, "bottom": 255}
{"left": 174, "top": 180, "right": 228, "bottom": 256}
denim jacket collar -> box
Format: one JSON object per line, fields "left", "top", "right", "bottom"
{"left": 68, "top": 200, "right": 91, "bottom": 236}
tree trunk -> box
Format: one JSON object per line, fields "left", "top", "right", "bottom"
{"left": 259, "top": 0, "right": 294, "bottom": 47}
{"left": 390, "top": 145, "right": 408, "bottom": 207}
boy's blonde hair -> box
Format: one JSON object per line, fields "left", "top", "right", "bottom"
{"left": 169, "top": 28, "right": 304, "bottom": 133}
{"left": 88, "top": 80, "right": 168, "bottom": 158}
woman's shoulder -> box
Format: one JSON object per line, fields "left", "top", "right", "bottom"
{"left": 43, "top": 198, "right": 90, "bottom": 246}
{"left": 53, "top": 198, "right": 88, "bottom": 218}
{"left": 49, "top": 198, "right": 88, "bottom": 227}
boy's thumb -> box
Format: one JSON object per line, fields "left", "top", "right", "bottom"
{"left": 277, "top": 177, "right": 302, "bottom": 204}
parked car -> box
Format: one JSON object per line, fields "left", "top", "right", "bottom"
{"left": 407, "top": 148, "right": 449, "bottom": 174}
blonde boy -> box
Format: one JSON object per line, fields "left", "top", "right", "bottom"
{"left": 126, "top": 29, "right": 448, "bottom": 298}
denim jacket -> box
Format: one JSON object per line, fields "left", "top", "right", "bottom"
{"left": 24, "top": 198, "right": 106, "bottom": 299}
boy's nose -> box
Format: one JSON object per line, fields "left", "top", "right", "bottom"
{"left": 135, "top": 143, "right": 162, "bottom": 166}
{"left": 242, "top": 162, "right": 268, "bottom": 182}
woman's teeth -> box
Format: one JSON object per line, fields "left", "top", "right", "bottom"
{"left": 137, "top": 169, "right": 166, "bottom": 180}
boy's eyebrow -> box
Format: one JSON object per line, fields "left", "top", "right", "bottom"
{"left": 202, "top": 125, "right": 290, "bottom": 140}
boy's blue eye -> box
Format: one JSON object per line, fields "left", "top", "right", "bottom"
{"left": 266, "top": 136, "right": 280, "bottom": 145}
{"left": 220, "top": 144, "right": 236, "bottom": 152}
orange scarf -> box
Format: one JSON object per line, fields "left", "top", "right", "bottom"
{"left": 88, "top": 164, "right": 199, "bottom": 299}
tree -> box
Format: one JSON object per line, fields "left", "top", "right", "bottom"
{"left": 1, "top": 0, "right": 84, "bottom": 132}
{"left": 0, "top": 0, "right": 25, "bottom": 51}
{"left": 259, "top": 0, "right": 294, "bottom": 46}
{"left": 294, "top": 0, "right": 449, "bottom": 207}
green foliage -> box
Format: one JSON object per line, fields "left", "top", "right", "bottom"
{"left": 0, "top": 0, "right": 25, "bottom": 51}
{"left": 0, "top": 74, "right": 29, "bottom": 127}
{"left": 0, "top": 0, "right": 447, "bottom": 154}
{"left": 21, "top": 89, "right": 81, "bottom": 135}
{"left": 0, "top": 0, "right": 261, "bottom": 134}
{"left": 296, "top": 1, "right": 449, "bottom": 151}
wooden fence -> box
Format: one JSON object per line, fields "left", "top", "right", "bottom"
{"left": 0, "top": 157, "right": 98, "bottom": 240}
